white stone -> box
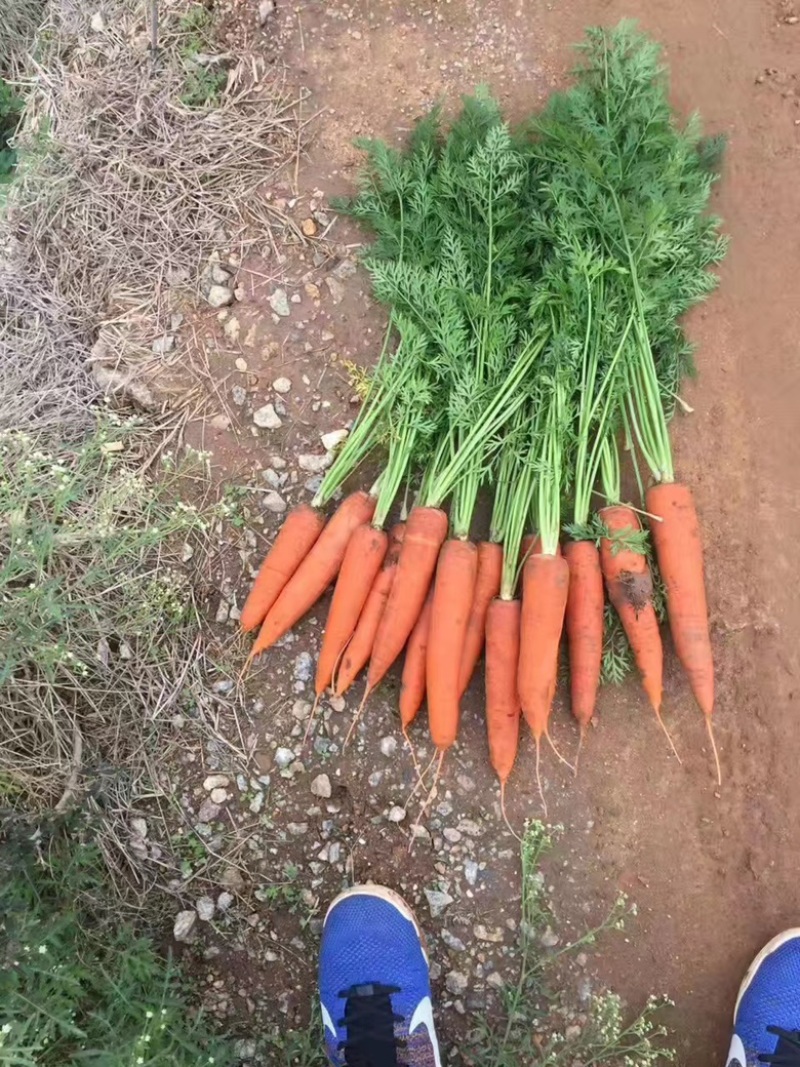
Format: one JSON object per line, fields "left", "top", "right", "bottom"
{"left": 263, "top": 490, "right": 287, "bottom": 513}
{"left": 196, "top": 896, "right": 215, "bottom": 922}
{"left": 297, "top": 453, "right": 332, "bottom": 473}
{"left": 253, "top": 404, "right": 282, "bottom": 430}
{"left": 387, "top": 806, "right": 406, "bottom": 823}
{"left": 203, "top": 774, "right": 230, "bottom": 791}
{"left": 311, "top": 774, "right": 332, "bottom": 799}
{"left": 273, "top": 377, "right": 292, "bottom": 394}
{"left": 173, "top": 910, "right": 197, "bottom": 942}
{"left": 207, "top": 285, "right": 234, "bottom": 308}
{"left": 321, "top": 428, "right": 349, "bottom": 452}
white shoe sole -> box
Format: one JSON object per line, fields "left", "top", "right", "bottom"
{"left": 324, "top": 884, "right": 428, "bottom": 962}
{"left": 734, "top": 928, "right": 800, "bottom": 1020}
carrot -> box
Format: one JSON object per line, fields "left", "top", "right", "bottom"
{"left": 646, "top": 482, "right": 719, "bottom": 782}
{"left": 485, "top": 596, "right": 521, "bottom": 818}
{"left": 249, "top": 491, "right": 376, "bottom": 657}
{"left": 599, "top": 505, "right": 677, "bottom": 759}
{"left": 365, "top": 506, "right": 449, "bottom": 697}
{"left": 399, "top": 590, "right": 434, "bottom": 734}
{"left": 240, "top": 504, "right": 325, "bottom": 632}
{"left": 334, "top": 523, "right": 405, "bottom": 696}
{"left": 563, "top": 539, "right": 604, "bottom": 738}
{"left": 426, "top": 539, "right": 478, "bottom": 751}
{"left": 517, "top": 551, "right": 570, "bottom": 812}
{"left": 457, "top": 541, "right": 503, "bottom": 697}
{"left": 314, "top": 523, "right": 388, "bottom": 698}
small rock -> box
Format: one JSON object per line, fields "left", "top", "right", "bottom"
{"left": 198, "top": 798, "right": 221, "bottom": 823}
{"left": 329, "top": 693, "right": 346, "bottom": 712}
{"left": 151, "top": 335, "right": 175, "bottom": 356}
{"left": 269, "top": 288, "right": 291, "bottom": 317}
{"left": 456, "top": 774, "right": 475, "bottom": 792}
{"left": 173, "top": 910, "right": 197, "bottom": 942}
{"left": 253, "top": 404, "right": 282, "bottom": 430}
{"left": 258, "top": 0, "right": 276, "bottom": 23}
{"left": 424, "top": 888, "right": 454, "bottom": 918}
{"left": 325, "top": 276, "right": 345, "bottom": 304}
{"left": 298, "top": 452, "right": 332, "bottom": 473}
{"left": 380, "top": 736, "right": 398, "bottom": 757}
{"left": 275, "top": 747, "right": 295, "bottom": 769}
{"left": 210, "top": 787, "right": 228, "bottom": 804}
{"left": 203, "top": 774, "right": 230, "bottom": 791}
{"left": 130, "top": 817, "right": 148, "bottom": 838}
{"left": 443, "top": 828, "right": 462, "bottom": 844}
{"left": 328, "top": 841, "right": 341, "bottom": 863}
{"left": 578, "top": 976, "right": 593, "bottom": 1003}
{"left": 219, "top": 866, "right": 245, "bottom": 891}
{"left": 302, "top": 218, "right": 317, "bottom": 236}
{"left": 321, "top": 428, "right": 349, "bottom": 452}
{"left": 474, "top": 924, "right": 504, "bottom": 944}
{"left": 464, "top": 860, "right": 479, "bottom": 886}
{"left": 249, "top": 791, "right": 264, "bottom": 814}
{"left": 207, "top": 285, "right": 234, "bottom": 308}
{"left": 217, "top": 891, "right": 234, "bottom": 911}
{"left": 487, "top": 971, "right": 505, "bottom": 991}
{"left": 368, "top": 771, "right": 383, "bottom": 787}
{"left": 458, "top": 819, "right": 482, "bottom": 837}
{"left": 209, "top": 414, "right": 231, "bottom": 431}
{"left": 445, "top": 971, "right": 468, "bottom": 995}
{"left": 442, "top": 929, "right": 466, "bottom": 953}
{"left": 333, "top": 258, "right": 358, "bottom": 280}
{"left": 273, "top": 376, "right": 292, "bottom": 394}
{"left": 196, "top": 896, "right": 216, "bottom": 922}
{"left": 212, "top": 679, "right": 234, "bottom": 695}
{"left": 235, "top": 357, "right": 248, "bottom": 372}
{"left": 232, "top": 385, "right": 247, "bottom": 407}
{"left": 223, "top": 316, "right": 240, "bottom": 342}
{"left": 311, "top": 774, "right": 332, "bottom": 799}
{"left": 90, "top": 11, "right": 106, "bottom": 31}
{"left": 210, "top": 264, "right": 232, "bottom": 285}
{"left": 387, "top": 806, "right": 406, "bottom": 823}
{"left": 576, "top": 952, "right": 588, "bottom": 968}
{"left": 288, "top": 822, "right": 308, "bottom": 835}
{"left": 263, "top": 490, "right": 287, "bottom": 514}
{"left": 540, "top": 926, "right": 560, "bottom": 949}
{"left": 294, "top": 651, "right": 313, "bottom": 682}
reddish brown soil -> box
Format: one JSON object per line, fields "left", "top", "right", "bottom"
{"left": 180, "top": 0, "right": 800, "bottom": 1062}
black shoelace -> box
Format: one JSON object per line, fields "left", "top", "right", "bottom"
{"left": 760, "top": 1027, "right": 800, "bottom": 1066}
{"left": 337, "top": 982, "right": 406, "bottom": 1067}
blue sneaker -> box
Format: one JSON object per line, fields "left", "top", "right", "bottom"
{"left": 319, "top": 885, "right": 442, "bottom": 1066}
{"left": 728, "top": 929, "right": 800, "bottom": 1067}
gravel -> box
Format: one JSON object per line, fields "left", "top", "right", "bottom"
{"left": 320, "top": 428, "right": 349, "bottom": 451}
{"left": 464, "top": 860, "right": 479, "bottom": 886}
{"left": 269, "top": 288, "right": 291, "bottom": 317}
{"left": 298, "top": 452, "right": 332, "bottom": 473}
{"left": 387, "top": 805, "right": 406, "bottom": 823}
{"left": 203, "top": 774, "right": 230, "bottom": 791}
{"left": 445, "top": 971, "right": 469, "bottom": 995}
{"left": 273, "top": 376, "right": 292, "bottom": 393}
{"left": 441, "top": 930, "right": 467, "bottom": 953}
{"left": 293, "top": 651, "right": 313, "bottom": 683}
{"left": 173, "top": 910, "right": 197, "bottom": 942}
{"left": 207, "top": 284, "right": 234, "bottom": 308}
{"left": 253, "top": 403, "right": 283, "bottom": 429}
{"left": 263, "top": 490, "right": 287, "bottom": 513}
{"left": 311, "top": 774, "right": 332, "bottom": 799}
{"left": 424, "top": 888, "right": 454, "bottom": 918}
{"left": 196, "top": 896, "right": 216, "bottom": 922}
{"left": 275, "top": 747, "right": 296, "bottom": 769}
{"left": 380, "top": 736, "right": 398, "bottom": 757}
{"left": 198, "top": 798, "right": 221, "bottom": 823}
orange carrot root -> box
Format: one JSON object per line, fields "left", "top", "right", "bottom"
{"left": 399, "top": 591, "right": 434, "bottom": 732}
{"left": 563, "top": 539, "right": 604, "bottom": 734}
{"left": 457, "top": 541, "right": 503, "bottom": 697}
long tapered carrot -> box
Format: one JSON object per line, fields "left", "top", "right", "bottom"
{"left": 399, "top": 590, "right": 434, "bottom": 733}
{"left": 426, "top": 539, "right": 478, "bottom": 751}
{"left": 646, "top": 482, "right": 719, "bottom": 782}
{"left": 518, "top": 551, "right": 570, "bottom": 813}
{"left": 314, "top": 523, "right": 388, "bottom": 697}
{"left": 334, "top": 523, "right": 405, "bottom": 696}
{"left": 599, "top": 505, "right": 678, "bottom": 760}
{"left": 240, "top": 504, "right": 326, "bottom": 632}
{"left": 249, "top": 491, "right": 376, "bottom": 657}
{"left": 563, "top": 539, "right": 604, "bottom": 737}
{"left": 485, "top": 597, "right": 521, "bottom": 817}
{"left": 365, "top": 506, "right": 449, "bottom": 696}
{"left": 457, "top": 541, "right": 502, "bottom": 698}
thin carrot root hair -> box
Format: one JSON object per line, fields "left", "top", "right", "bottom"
{"left": 545, "top": 728, "right": 576, "bottom": 775}
{"left": 301, "top": 691, "right": 322, "bottom": 750}
{"left": 402, "top": 726, "right": 423, "bottom": 781}
{"left": 499, "top": 781, "right": 521, "bottom": 843}
{"left": 403, "top": 748, "right": 438, "bottom": 811}
{"left": 408, "top": 750, "right": 445, "bottom": 852}
{"left": 344, "top": 685, "right": 371, "bottom": 750}
{"left": 706, "top": 715, "right": 722, "bottom": 786}
{"left": 653, "top": 708, "right": 682, "bottom": 765}
{"left": 534, "top": 739, "right": 548, "bottom": 819}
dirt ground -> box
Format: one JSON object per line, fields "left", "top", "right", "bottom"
{"left": 163, "top": 0, "right": 800, "bottom": 1063}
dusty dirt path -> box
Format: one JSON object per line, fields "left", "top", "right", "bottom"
{"left": 183, "top": 0, "right": 800, "bottom": 1062}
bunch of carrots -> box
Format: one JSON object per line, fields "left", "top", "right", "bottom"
{"left": 240, "top": 24, "right": 728, "bottom": 811}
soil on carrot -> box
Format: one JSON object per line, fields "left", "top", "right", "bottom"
{"left": 617, "top": 571, "right": 655, "bottom": 613}
{"left": 151, "top": 1, "right": 800, "bottom": 1065}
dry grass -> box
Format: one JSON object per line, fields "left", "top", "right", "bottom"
{"left": 1, "top": 0, "right": 304, "bottom": 435}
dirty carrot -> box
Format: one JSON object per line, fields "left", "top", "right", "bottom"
{"left": 426, "top": 538, "right": 478, "bottom": 751}
{"left": 314, "top": 523, "right": 389, "bottom": 698}
{"left": 485, "top": 596, "right": 521, "bottom": 820}
{"left": 646, "top": 481, "right": 719, "bottom": 781}
{"left": 399, "top": 590, "right": 434, "bottom": 734}
{"left": 249, "top": 490, "right": 376, "bottom": 658}
{"left": 457, "top": 540, "right": 503, "bottom": 697}
{"left": 563, "top": 539, "right": 604, "bottom": 738}
{"left": 334, "top": 523, "right": 405, "bottom": 696}
{"left": 598, "top": 504, "right": 678, "bottom": 758}
{"left": 240, "top": 504, "right": 325, "bottom": 632}
{"left": 365, "top": 506, "right": 449, "bottom": 697}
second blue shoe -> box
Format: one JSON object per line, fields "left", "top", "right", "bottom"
{"left": 727, "top": 929, "right": 800, "bottom": 1067}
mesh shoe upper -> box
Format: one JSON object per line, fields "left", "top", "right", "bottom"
{"left": 731, "top": 932, "right": 800, "bottom": 1067}
{"left": 319, "top": 888, "right": 442, "bottom": 1067}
